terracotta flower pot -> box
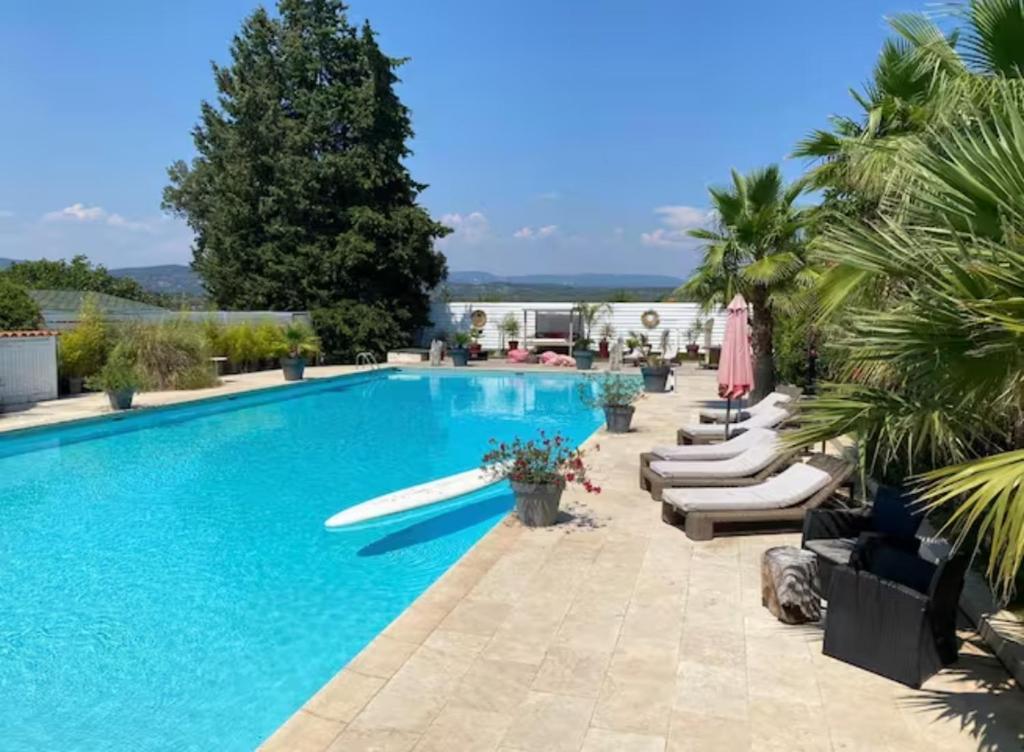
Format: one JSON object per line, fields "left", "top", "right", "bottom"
{"left": 510, "top": 480, "right": 564, "bottom": 527}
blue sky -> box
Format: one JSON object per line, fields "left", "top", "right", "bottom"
{"left": 0, "top": 0, "right": 914, "bottom": 277}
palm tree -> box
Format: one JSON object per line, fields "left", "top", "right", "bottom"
{"left": 680, "top": 165, "right": 811, "bottom": 399}
{"left": 796, "top": 1, "right": 1024, "bottom": 212}
{"left": 789, "top": 87, "right": 1024, "bottom": 600}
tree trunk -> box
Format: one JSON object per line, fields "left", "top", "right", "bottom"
{"left": 749, "top": 289, "right": 775, "bottom": 401}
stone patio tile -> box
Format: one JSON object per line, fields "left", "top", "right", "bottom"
{"left": 667, "top": 709, "right": 751, "bottom": 751}
{"left": 608, "top": 637, "right": 680, "bottom": 682}
{"left": 449, "top": 657, "right": 538, "bottom": 712}
{"left": 674, "top": 659, "right": 748, "bottom": 721}
{"left": 592, "top": 673, "right": 674, "bottom": 736}
{"left": 347, "top": 682, "right": 448, "bottom": 734}
{"left": 347, "top": 636, "right": 420, "bottom": 679}
{"left": 382, "top": 600, "right": 453, "bottom": 645}
{"left": 305, "top": 669, "right": 386, "bottom": 723}
{"left": 326, "top": 727, "right": 421, "bottom": 752}
{"left": 482, "top": 625, "right": 557, "bottom": 666}
{"left": 500, "top": 690, "right": 596, "bottom": 752}
{"left": 581, "top": 727, "right": 666, "bottom": 752}
{"left": 261, "top": 709, "right": 345, "bottom": 751}
{"left": 532, "top": 644, "right": 613, "bottom": 698}
{"left": 414, "top": 706, "right": 512, "bottom": 752}
{"left": 554, "top": 608, "right": 624, "bottom": 653}
{"left": 438, "top": 597, "right": 512, "bottom": 637}
{"left": 620, "top": 602, "right": 685, "bottom": 645}
{"left": 678, "top": 625, "right": 745, "bottom": 669}
{"left": 747, "top": 697, "right": 832, "bottom": 751}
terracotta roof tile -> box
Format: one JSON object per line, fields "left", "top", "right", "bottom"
{"left": 0, "top": 330, "right": 60, "bottom": 338}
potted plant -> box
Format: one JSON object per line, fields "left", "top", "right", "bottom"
{"left": 482, "top": 431, "right": 600, "bottom": 527}
{"left": 684, "top": 321, "right": 702, "bottom": 359}
{"left": 274, "top": 322, "right": 320, "bottom": 381}
{"left": 640, "top": 330, "right": 672, "bottom": 392}
{"left": 86, "top": 343, "right": 143, "bottom": 410}
{"left": 500, "top": 313, "right": 521, "bottom": 351}
{"left": 572, "top": 302, "right": 609, "bottom": 371}
{"left": 598, "top": 322, "right": 615, "bottom": 359}
{"left": 468, "top": 328, "right": 483, "bottom": 358}
{"left": 578, "top": 373, "right": 644, "bottom": 433}
{"left": 573, "top": 337, "right": 596, "bottom": 370}
{"left": 450, "top": 331, "right": 471, "bottom": 366}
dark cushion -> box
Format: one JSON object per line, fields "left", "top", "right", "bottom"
{"left": 805, "top": 537, "right": 857, "bottom": 566}
{"left": 851, "top": 534, "right": 937, "bottom": 594}
{"left": 871, "top": 486, "right": 924, "bottom": 540}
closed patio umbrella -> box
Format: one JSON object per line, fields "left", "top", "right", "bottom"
{"left": 717, "top": 294, "right": 754, "bottom": 436}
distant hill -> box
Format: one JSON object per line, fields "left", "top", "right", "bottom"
{"left": 109, "top": 264, "right": 204, "bottom": 295}
{"left": 3, "top": 259, "right": 684, "bottom": 303}
{"left": 448, "top": 271, "right": 683, "bottom": 288}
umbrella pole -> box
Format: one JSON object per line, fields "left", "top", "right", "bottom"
{"left": 725, "top": 397, "right": 732, "bottom": 439}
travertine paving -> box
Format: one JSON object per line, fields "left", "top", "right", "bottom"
{"left": 262, "top": 363, "right": 1024, "bottom": 751}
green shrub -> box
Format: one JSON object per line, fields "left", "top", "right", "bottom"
{"left": 578, "top": 373, "right": 644, "bottom": 408}
{"left": 312, "top": 303, "right": 408, "bottom": 363}
{"left": 58, "top": 296, "right": 110, "bottom": 379}
{"left": 117, "top": 319, "right": 219, "bottom": 391}
{"left": 86, "top": 342, "right": 143, "bottom": 393}
{"left": 0, "top": 277, "right": 42, "bottom": 330}
{"left": 271, "top": 321, "right": 320, "bottom": 359}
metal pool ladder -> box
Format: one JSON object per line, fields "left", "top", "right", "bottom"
{"left": 355, "top": 352, "right": 380, "bottom": 370}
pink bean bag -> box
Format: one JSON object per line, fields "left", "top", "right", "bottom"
{"left": 539, "top": 351, "right": 576, "bottom": 367}
{"left": 506, "top": 348, "right": 531, "bottom": 363}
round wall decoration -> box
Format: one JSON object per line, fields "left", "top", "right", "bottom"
{"left": 641, "top": 309, "right": 660, "bottom": 329}
{"left": 470, "top": 309, "right": 488, "bottom": 328}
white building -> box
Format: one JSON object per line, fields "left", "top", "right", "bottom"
{"left": 0, "top": 331, "right": 59, "bottom": 408}
{"left": 428, "top": 301, "right": 726, "bottom": 355}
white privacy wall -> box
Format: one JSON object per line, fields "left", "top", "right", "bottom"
{"left": 0, "top": 334, "right": 59, "bottom": 407}
{"left": 428, "top": 302, "right": 728, "bottom": 354}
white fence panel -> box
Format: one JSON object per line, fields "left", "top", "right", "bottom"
{"left": 0, "top": 335, "right": 58, "bottom": 407}
{"left": 428, "top": 301, "right": 727, "bottom": 355}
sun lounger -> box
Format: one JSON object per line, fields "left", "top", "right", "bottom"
{"left": 698, "top": 389, "right": 797, "bottom": 424}
{"left": 639, "top": 428, "right": 778, "bottom": 478}
{"left": 677, "top": 405, "right": 794, "bottom": 445}
{"left": 639, "top": 436, "right": 796, "bottom": 500}
{"left": 660, "top": 454, "right": 855, "bottom": 541}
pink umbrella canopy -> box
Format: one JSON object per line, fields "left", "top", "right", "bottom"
{"left": 717, "top": 294, "right": 754, "bottom": 400}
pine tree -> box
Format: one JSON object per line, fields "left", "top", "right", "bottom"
{"left": 163, "top": 0, "right": 448, "bottom": 355}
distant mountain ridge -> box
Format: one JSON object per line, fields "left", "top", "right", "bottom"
{"left": 2, "top": 260, "right": 683, "bottom": 298}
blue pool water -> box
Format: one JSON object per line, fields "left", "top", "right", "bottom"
{"left": 0, "top": 369, "right": 603, "bottom": 751}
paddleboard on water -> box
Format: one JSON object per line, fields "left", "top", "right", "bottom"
{"left": 324, "top": 467, "right": 500, "bottom": 529}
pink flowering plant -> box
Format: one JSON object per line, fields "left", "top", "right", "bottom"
{"left": 482, "top": 430, "right": 601, "bottom": 493}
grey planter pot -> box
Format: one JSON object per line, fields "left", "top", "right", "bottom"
{"left": 107, "top": 388, "right": 135, "bottom": 410}
{"left": 641, "top": 364, "right": 672, "bottom": 393}
{"left": 281, "top": 357, "right": 306, "bottom": 381}
{"left": 574, "top": 350, "right": 595, "bottom": 370}
{"left": 603, "top": 404, "right": 635, "bottom": 433}
{"left": 450, "top": 347, "right": 470, "bottom": 367}
{"left": 511, "top": 480, "right": 564, "bottom": 527}
{"left": 67, "top": 376, "right": 85, "bottom": 395}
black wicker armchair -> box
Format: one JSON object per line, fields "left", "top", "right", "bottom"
{"left": 801, "top": 485, "right": 925, "bottom": 596}
{"left": 822, "top": 546, "right": 969, "bottom": 688}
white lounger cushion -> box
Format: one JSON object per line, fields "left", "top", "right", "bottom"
{"left": 682, "top": 406, "right": 790, "bottom": 440}
{"left": 661, "top": 462, "right": 831, "bottom": 512}
{"left": 652, "top": 428, "right": 776, "bottom": 462}
{"left": 698, "top": 391, "right": 793, "bottom": 422}
{"left": 649, "top": 437, "right": 782, "bottom": 479}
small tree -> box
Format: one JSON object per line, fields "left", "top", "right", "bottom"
{"left": 58, "top": 296, "right": 110, "bottom": 380}
{"left": 0, "top": 278, "right": 42, "bottom": 331}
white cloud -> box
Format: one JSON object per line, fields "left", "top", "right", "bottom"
{"left": 42, "top": 203, "right": 152, "bottom": 231}
{"left": 0, "top": 209, "right": 14, "bottom": 219}
{"left": 439, "top": 211, "right": 490, "bottom": 245}
{"left": 513, "top": 224, "right": 558, "bottom": 240}
{"left": 640, "top": 205, "right": 711, "bottom": 247}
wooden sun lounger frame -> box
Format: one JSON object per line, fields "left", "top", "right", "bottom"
{"left": 660, "top": 454, "right": 856, "bottom": 542}
{"left": 638, "top": 448, "right": 799, "bottom": 501}
{"left": 677, "top": 405, "right": 800, "bottom": 445}
{"left": 696, "top": 385, "right": 803, "bottom": 424}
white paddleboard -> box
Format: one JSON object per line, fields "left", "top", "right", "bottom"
{"left": 324, "top": 467, "right": 500, "bottom": 529}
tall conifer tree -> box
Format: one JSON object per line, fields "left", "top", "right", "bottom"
{"left": 164, "top": 0, "right": 448, "bottom": 351}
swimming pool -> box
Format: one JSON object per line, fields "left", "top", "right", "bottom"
{"left": 0, "top": 369, "right": 604, "bottom": 750}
